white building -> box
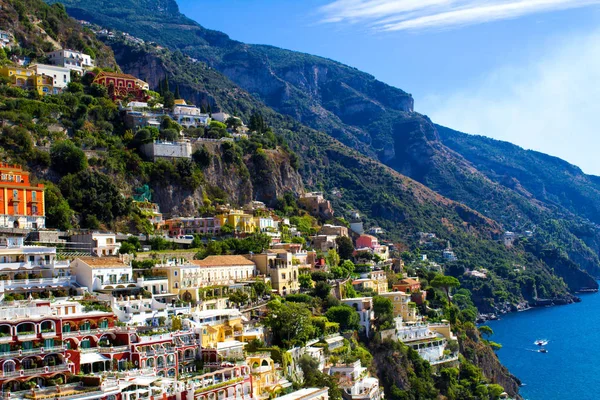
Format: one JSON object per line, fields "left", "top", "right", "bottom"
{"left": 30, "top": 64, "right": 71, "bottom": 89}
{"left": 0, "top": 236, "right": 72, "bottom": 297}
{"left": 329, "top": 361, "right": 382, "bottom": 400}
{"left": 70, "top": 257, "right": 133, "bottom": 291}
{"left": 140, "top": 141, "right": 192, "bottom": 161}
{"left": 341, "top": 297, "right": 374, "bottom": 338}
{"left": 172, "top": 101, "right": 210, "bottom": 128}
{"left": 211, "top": 112, "right": 231, "bottom": 123}
{"left": 47, "top": 49, "right": 94, "bottom": 74}
{"left": 69, "top": 232, "right": 121, "bottom": 256}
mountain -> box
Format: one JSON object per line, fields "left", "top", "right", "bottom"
{"left": 40, "top": 0, "right": 600, "bottom": 299}
{"left": 44, "top": 0, "right": 600, "bottom": 265}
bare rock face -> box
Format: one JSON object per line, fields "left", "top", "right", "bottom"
{"left": 148, "top": 143, "right": 304, "bottom": 218}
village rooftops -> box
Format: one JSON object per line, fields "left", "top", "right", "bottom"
{"left": 75, "top": 256, "right": 129, "bottom": 269}
{"left": 192, "top": 255, "right": 256, "bottom": 267}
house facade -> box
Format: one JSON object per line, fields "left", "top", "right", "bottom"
{"left": 0, "top": 163, "right": 45, "bottom": 230}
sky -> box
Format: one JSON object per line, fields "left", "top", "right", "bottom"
{"left": 177, "top": 0, "right": 600, "bottom": 175}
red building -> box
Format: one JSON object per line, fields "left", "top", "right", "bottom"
{"left": 92, "top": 71, "right": 149, "bottom": 101}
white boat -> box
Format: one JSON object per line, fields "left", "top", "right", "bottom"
{"left": 534, "top": 339, "right": 549, "bottom": 346}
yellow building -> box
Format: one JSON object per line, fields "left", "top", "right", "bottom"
{"left": 379, "top": 291, "right": 418, "bottom": 322}
{"left": 0, "top": 65, "right": 56, "bottom": 95}
{"left": 247, "top": 353, "right": 291, "bottom": 399}
{"left": 217, "top": 209, "right": 257, "bottom": 233}
{"left": 160, "top": 256, "right": 256, "bottom": 302}
{"left": 248, "top": 250, "right": 299, "bottom": 295}
{"left": 189, "top": 309, "right": 250, "bottom": 359}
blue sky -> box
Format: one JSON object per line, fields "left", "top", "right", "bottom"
{"left": 177, "top": 0, "right": 600, "bottom": 174}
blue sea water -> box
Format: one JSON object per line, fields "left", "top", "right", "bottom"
{"left": 486, "top": 291, "right": 600, "bottom": 400}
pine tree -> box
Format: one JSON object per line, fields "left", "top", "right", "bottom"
{"left": 174, "top": 84, "right": 181, "bottom": 99}
{"left": 207, "top": 104, "right": 212, "bottom": 117}
{"left": 164, "top": 76, "right": 170, "bottom": 93}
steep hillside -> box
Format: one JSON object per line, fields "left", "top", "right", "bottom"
{"left": 0, "top": 0, "right": 117, "bottom": 68}
{"left": 103, "top": 37, "right": 597, "bottom": 307}
{"left": 437, "top": 125, "right": 600, "bottom": 225}
{"left": 45, "top": 0, "right": 600, "bottom": 281}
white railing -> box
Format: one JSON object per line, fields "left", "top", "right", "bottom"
{"left": 1, "top": 364, "right": 69, "bottom": 377}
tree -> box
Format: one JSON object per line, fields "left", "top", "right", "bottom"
{"left": 229, "top": 290, "right": 249, "bottom": 307}
{"left": 160, "top": 128, "right": 179, "bottom": 142}
{"left": 488, "top": 384, "right": 505, "bottom": 400}
{"left": 225, "top": 117, "right": 242, "bottom": 133}
{"left": 119, "top": 242, "right": 136, "bottom": 255}
{"left": 341, "top": 260, "right": 355, "bottom": 274}
{"left": 252, "top": 280, "right": 269, "bottom": 298}
{"left": 50, "top": 140, "right": 87, "bottom": 175}
{"left": 44, "top": 182, "right": 74, "bottom": 230}
{"left": 0, "top": 47, "right": 7, "bottom": 65}
{"left": 431, "top": 275, "right": 461, "bottom": 303}
{"left": 313, "top": 281, "right": 332, "bottom": 300}
{"left": 174, "top": 84, "right": 181, "bottom": 99}
{"left": 263, "top": 299, "right": 316, "bottom": 347}
{"left": 192, "top": 145, "right": 212, "bottom": 168}
{"left": 326, "top": 249, "right": 340, "bottom": 268}
{"left": 299, "top": 274, "right": 313, "bottom": 290}
{"left": 478, "top": 325, "right": 494, "bottom": 338}
{"left": 336, "top": 236, "right": 354, "bottom": 260}
{"left": 299, "top": 355, "right": 342, "bottom": 400}
{"left": 59, "top": 171, "right": 130, "bottom": 227}
{"left": 67, "top": 82, "right": 84, "bottom": 93}
{"left": 325, "top": 305, "right": 360, "bottom": 332}
{"left": 373, "top": 296, "right": 394, "bottom": 330}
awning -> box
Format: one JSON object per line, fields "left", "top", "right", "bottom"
{"left": 80, "top": 352, "right": 110, "bottom": 364}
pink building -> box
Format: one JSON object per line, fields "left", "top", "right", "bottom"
{"left": 355, "top": 234, "right": 379, "bottom": 250}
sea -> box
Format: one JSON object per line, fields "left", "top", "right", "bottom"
{"left": 486, "top": 289, "right": 600, "bottom": 400}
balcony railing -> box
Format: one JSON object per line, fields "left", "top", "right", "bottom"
{"left": 97, "top": 345, "right": 130, "bottom": 353}
{"left": 1, "top": 364, "right": 69, "bottom": 377}
{"left": 16, "top": 332, "right": 37, "bottom": 340}
{"left": 0, "top": 345, "right": 65, "bottom": 358}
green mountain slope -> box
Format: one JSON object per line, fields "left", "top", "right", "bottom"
{"left": 44, "top": 0, "right": 600, "bottom": 281}
{"left": 437, "top": 125, "right": 600, "bottom": 225}
{"left": 104, "top": 36, "right": 596, "bottom": 305}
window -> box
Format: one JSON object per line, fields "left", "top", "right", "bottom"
{"left": 62, "top": 323, "right": 71, "bottom": 332}
{"left": 12, "top": 190, "right": 17, "bottom": 200}
{"left": 99, "top": 319, "right": 109, "bottom": 329}
{"left": 81, "top": 339, "right": 91, "bottom": 349}
{"left": 32, "top": 191, "right": 36, "bottom": 201}
{"left": 32, "top": 205, "right": 37, "bottom": 215}
{"left": 44, "top": 338, "right": 54, "bottom": 348}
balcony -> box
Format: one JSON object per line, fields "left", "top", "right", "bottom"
{"left": 0, "top": 346, "right": 66, "bottom": 358}
{"left": 2, "top": 364, "right": 70, "bottom": 378}
{"left": 16, "top": 331, "right": 37, "bottom": 340}
{"left": 97, "top": 345, "right": 130, "bottom": 353}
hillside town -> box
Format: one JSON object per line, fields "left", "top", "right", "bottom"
{"left": 0, "top": 16, "right": 519, "bottom": 400}
{"left": 0, "top": 157, "right": 464, "bottom": 400}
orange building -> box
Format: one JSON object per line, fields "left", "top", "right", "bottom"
{"left": 0, "top": 163, "right": 45, "bottom": 229}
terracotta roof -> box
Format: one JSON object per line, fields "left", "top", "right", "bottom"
{"left": 266, "top": 249, "right": 288, "bottom": 254}
{"left": 76, "top": 257, "right": 129, "bottom": 268}
{"left": 94, "top": 71, "right": 139, "bottom": 80}
{"left": 400, "top": 278, "right": 420, "bottom": 286}
{"left": 192, "top": 255, "right": 255, "bottom": 268}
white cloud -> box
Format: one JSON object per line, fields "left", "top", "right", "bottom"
{"left": 319, "top": 0, "right": 600, "bottom": 31}
{"left": 421, "top": 29, "right": 600, "bottom": 175}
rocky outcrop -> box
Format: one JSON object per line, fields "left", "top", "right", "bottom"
{"left": 461, "top": 326, "right": 522, "bottom": 399}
